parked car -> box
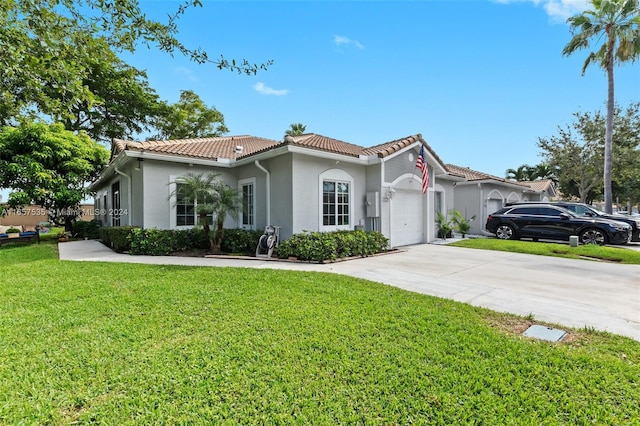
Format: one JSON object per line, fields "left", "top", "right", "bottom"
{"left": 486, "top": 204, "right": 632, "bottom": 245}
{"left": 506, "top": 201, "right": 640, "bottom": 242}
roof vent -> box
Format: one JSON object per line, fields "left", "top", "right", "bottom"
{"left": 283, "top": 135, "right": 295, "bottom": 143}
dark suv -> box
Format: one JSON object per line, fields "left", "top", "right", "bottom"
{"left": 506, "top": 201, "right": 640, "bottom": 242}
{"left": 486, "top": 204, "right": 631, "bottom": 245}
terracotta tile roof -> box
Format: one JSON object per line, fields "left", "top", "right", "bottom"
{"left": 521, "top": 179, "right": 555, "bottom": 192}
{"left": 111, "top": 133, "right": 444, "bottom": 164}
{"left": 446, "top": 164, "right": 531, "bottom": 188}
{"left": 284, "top": 133, "right": 365, "bottom": 157}
{"left": 112, "top": 136, "right": 280, "bottom": 160}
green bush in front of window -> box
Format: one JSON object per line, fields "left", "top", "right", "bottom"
{"left": 277, "top": 230, "right": 389, "bottom": 263}
{"left": 100, "top": 226, "right": 262, "bottom": 256}
{"left": 128, "top": 228, "right": 174, "bottom": 256}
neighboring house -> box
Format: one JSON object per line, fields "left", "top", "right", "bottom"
{"left": 520, "top": 179, "right": 557, "bottom": 202}
{"left": 0, "top": 203, "right": 95, "bottom": 227}
{"left": 441, "top": 165, "right": 556, "bottom": 236}
{"left": 89, "top": 133, "right": 450, "bottom": 247}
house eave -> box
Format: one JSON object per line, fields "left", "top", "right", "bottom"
{"left": 454, "top": 179, "right": 532, "bottom": 190}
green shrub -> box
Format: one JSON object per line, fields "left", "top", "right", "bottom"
{"left": 221, "top": 229, "right": 263, "bottom": 254}
{"left": 99, "top": 226, "right": 138, "bottom": 252}
{"left": 171, "top": 228, "right": 209, "bottom": 251}
{"left": 277, "top": 230, "right": 389, "bottom": 263}
{"left": 72, "top": 219, "right": 102, "bottom": 239}
{"left": 128, "top": 228, "right": 173, "bottom": 256}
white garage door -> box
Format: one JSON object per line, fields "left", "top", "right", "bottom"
{"left": 391, "top": 189, "right": 424, "bottom": 247}
{"left": 487, "top": 199, "right": 502, "bottom": 215}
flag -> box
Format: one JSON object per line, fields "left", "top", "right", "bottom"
{"left": 415, "top": 145, "right": 429, "bottom": 193}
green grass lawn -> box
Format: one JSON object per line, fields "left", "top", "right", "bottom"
{"left": 449, "top": 238, "right": 640, "bottom": 264}
{"left": 1, "top": 244, "right": 639, "bottom": 424}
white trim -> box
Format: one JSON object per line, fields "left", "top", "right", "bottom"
{"left": 506, "top": 191, "right": 521, "bottom": 203}
{"left": 319, "top": 169, "right": 354, "bottom": 231}
{"left": 238, "top": 177, "right": 256, "bottom": 230}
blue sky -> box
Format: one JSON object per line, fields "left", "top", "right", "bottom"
{"left": 122, "top": 0, "right": 637, "bottom": 178}
{"left": 1, "top": 0, "right": 638, "bottom": 204}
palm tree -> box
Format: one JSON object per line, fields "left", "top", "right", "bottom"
{"left": 170, "top": 173, "right": 220, "bottom": 251}
{"left": 505, "top": 165, "right": 532, "bottom": 181}
{"left": 170, "top": 172, "right": 242, "bottom": 254}
{"left": 531, "top": 163, "right": 557, "bottom": 183}
{"left": 285, "top": 123, "right": 306, "bottom": 136}
{"left": 210, "top": 184, "right": 242, "bottom": 254}
{"left": 563, "top": 0, "right": 640, "bottom": 213}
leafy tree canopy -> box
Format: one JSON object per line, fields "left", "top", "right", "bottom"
{"left": 0, "top": 122, "right": 109, "bottom": 228}
{"left": 538, "top": 103, "right": 640, "bottom": 204}
{"left": 0, "top": 0, "right": 271, "bottom": 126}
{"left": 150, "top": 90, "right": 229, "bottom": 140}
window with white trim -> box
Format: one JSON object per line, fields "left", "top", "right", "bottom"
{"left": 239, "top": 178, "right": 255, "bottom": 229}
{"left": 175, "top": 182, "right": 213, "bottom": 227}
{"left": 323, "top": 180, "right": 350, "bottom": 226}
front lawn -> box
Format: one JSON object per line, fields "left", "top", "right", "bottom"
{"left": 450, "top": 238, "right": 640, "bottom": 264}
{"left": 1, "top": 244, "right": 639, "bottom": 424}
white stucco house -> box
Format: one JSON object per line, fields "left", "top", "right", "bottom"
{"left": 90, "top": 133, "right": 453, "bottom": 247}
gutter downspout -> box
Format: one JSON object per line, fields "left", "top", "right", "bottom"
{"left": 255, "top": 160, "right": 270, "bottom": 225}
{"left": 114, "top": 166, "right": 132, "bottom": 226}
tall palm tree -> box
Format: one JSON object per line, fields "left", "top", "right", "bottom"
{"left": 563, "top": 0, "right": 640, "bottom": 213}
{"left": 285, "top": 123, "right": 306, "bottom": 136}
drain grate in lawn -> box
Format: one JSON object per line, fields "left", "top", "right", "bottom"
{"left": 523, "top": 324, "right": 567, "bottom": 342}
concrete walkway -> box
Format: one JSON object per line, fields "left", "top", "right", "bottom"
{"left": 59, "top": 240, "right": 640, "bottom": 341}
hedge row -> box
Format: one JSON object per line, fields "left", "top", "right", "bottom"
{"left": 276, "top": 230, "right": 389, "bottom": 263}
{"left": 98, "top": 226, "right": 263, "bottom": 255}
{"left": 99, "top": 227, "right": 389, "bottom": 261}
{"left": 72, "top": 219, "right": 102, "bottom": 240}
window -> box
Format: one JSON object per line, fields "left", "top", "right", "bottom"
{"left": 102, "top": 195, "right": 107, "bottom": 225}
{"left": 539, "top": 207, "right": 563, "bottom": 217}
{"left": 434, "top": 191, "right": 443, "bottom": 217}
{"left": 510, "top": 207, "right": 540, "bottom": 215}
{"left": 323, "top": 180, "right": 350, "bottom": 226}
{"left": 175, "top": 183, "right": 213, "bottom": 227}
{"left": 176, "top": 183, "right": 195, "bottom": 226}
{"left": 111, "top": 181, "right": 121, "bottom": 226}
{"left": 240, "top": 179, "right": 255, "bottom": 229}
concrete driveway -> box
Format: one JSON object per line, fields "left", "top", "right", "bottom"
{"left": 59, "top": 240, "right": 640, "bottom": 341}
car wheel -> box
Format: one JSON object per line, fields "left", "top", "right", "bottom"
{"left": 579, "top": 228, "right": 607, "bottom": 245}
{"left": 495, "top": 224, "right": 515, "bottom": 240}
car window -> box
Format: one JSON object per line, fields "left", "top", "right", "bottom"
{"left": 509, "top": 207, "right": 540, "bottom": 215}
{"left": 539, "top": 207, "right": 563, "bottom": 217}
{"left": 573, "top": 205, "right": 593, "bottom": 216}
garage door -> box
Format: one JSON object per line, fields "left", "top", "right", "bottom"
{"left": 487, "top": 199, "right": 502, "bottom": 215}
{"left": 391, "top": 189, "right": 424, "bottom": 247}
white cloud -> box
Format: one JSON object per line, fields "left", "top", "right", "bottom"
{"left": 175, "top": 66, "right": 198, "bottom": 82}
{"left": 253, "top": 82, "right": 289, "bottom": 96}
{"left": 333, "top": 35, "right": 365, "bottom": 50}
{"left": 496, "top": 0, "right": 590, "bottom": 21}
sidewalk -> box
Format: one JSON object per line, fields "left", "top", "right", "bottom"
{"left": 59, "top": 240, "right": 640, "bottom": 341}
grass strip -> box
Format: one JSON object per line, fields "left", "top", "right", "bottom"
{"left": 449, "top": 238, "right": 640, "bottom": 264}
